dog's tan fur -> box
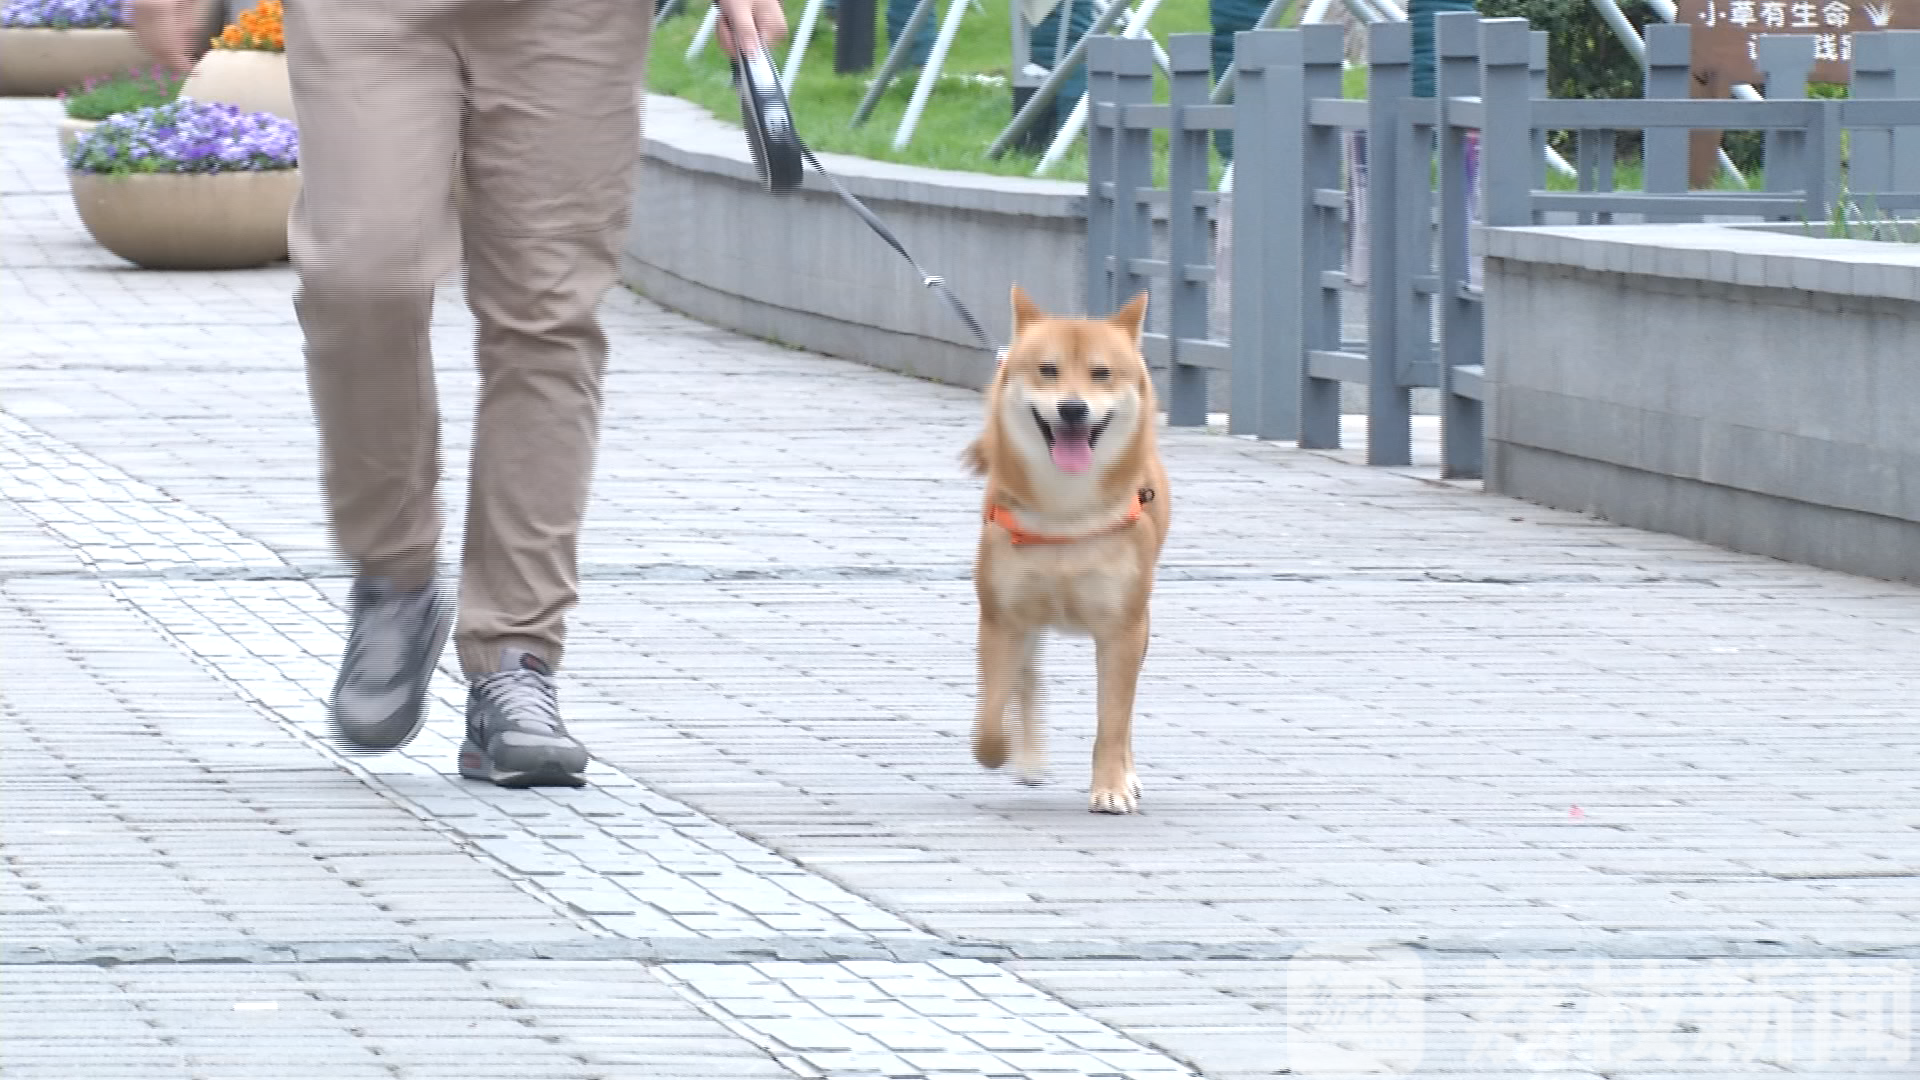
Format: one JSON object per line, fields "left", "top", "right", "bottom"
{"left": 964, "top": 285, "right": 1169, "bottom": 814}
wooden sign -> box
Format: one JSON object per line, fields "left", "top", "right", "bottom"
{"left": 1674, "top": 0, "right": 1920, "bottom": 87}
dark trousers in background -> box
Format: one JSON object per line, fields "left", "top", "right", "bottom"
{"left": 1028, "top": 0, "right": 1095, "bottom": 138}
{"left": 1209, "top": 0, "right": 1265, "bottom": 161}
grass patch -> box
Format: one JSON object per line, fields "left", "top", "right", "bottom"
{"left": 1542, "top": 156, "right": 1762, "bottom": 192}
{"left": 650, "top": 0, "right": 1236, "bottom": 182}
{"left": 60, "top": 66, "right": 184, "bottom": 120}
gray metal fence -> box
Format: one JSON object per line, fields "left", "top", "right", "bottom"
{"left": 1086, "top": 20, "right": 1920, "bottom": 479}
{"left": 1084, "top": 35, "right": 1233, "bottom": 428}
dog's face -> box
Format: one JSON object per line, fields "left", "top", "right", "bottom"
{"left": 994, "top": 286, "right": 1152, "bottom": 482}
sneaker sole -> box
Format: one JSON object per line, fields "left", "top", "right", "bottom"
{"left": 328, "top": 592, "right": 455, "bottom": 754}
{"left": 457, "top": 742, "right": 587, "bottom": 788}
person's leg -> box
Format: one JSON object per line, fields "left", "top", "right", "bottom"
{"left": 1210, "top": 0, "right": 1265, "bottom": 161}
{"left": 885, "top": 0, "right": 935, "bottom": 68}
{"left": 1028, "top": 0, "right": 1093, "bottom": 141}
{"left": 287, "top": 0, "right": 465, "bottom": 750}
{"left": 446, "top": 0, "right": 652, "bottom": 786}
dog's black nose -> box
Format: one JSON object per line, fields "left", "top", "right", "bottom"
{"left": 1057, "top": 399, "right": 1090, "bottom": 428}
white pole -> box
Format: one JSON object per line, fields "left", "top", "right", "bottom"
{"left": 893, "top": 0, "right": 975, "bottom": 150}
{"left": 782, "top": 0, "right": 830, "bottom": 90}
{"left": 686, "top": 4, "right": 720, "bottom": 62}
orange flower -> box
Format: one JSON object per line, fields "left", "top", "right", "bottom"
{"left": 209, "top": 0, "right": 283, "bottom": 52}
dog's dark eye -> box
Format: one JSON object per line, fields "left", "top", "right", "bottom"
{"left": 1037, "top": 363, "right": 1059, "bottom": 379}
{"left": 1090, "top": 367, "right": 1112, "bottom": 381}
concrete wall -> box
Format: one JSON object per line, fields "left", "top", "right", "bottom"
{"left": 626, "top": 95, "right": 1088, "bottom": 392}
{"left": 1484, "top": 223, "right": 1920, "bottom": 584}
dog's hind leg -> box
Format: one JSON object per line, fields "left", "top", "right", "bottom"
{"left": 1088, "top": 616, "right": 1148, "bottom": 814}
{"left": 1011, "top": 632, "right": 1047, "bottom": 786}
{"left": 972, "top": 615, "right": 1018, "bottom": 770}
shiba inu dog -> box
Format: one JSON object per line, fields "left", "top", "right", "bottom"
{"left": 963, "top": 285, "right": 1170, "bottom": 814}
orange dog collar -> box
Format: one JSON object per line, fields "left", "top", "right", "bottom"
{"left": 986, "top": 488, "right": 1153, "bottom": 546}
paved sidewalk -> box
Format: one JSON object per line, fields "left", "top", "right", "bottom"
{"left": 4, "top": 96, "right": 1919, "bottom": 1078}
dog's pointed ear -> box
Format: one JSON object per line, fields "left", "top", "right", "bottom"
{"left": 1108, "top": 290, "right": 1148, "bottom": 345}
{"left": 1011, "top": 284, "right": 1044, "bottom": 338}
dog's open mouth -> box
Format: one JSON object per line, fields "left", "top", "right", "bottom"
{"left": 1032, "top": 407, "right": 1110, "bottom": 474}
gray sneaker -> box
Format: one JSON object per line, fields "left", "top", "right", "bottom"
{"left": 329, "top": 575, "right": 454, "bottom": 752}
{"left": 458, "top": 653, "right": 589, "bottom": 788}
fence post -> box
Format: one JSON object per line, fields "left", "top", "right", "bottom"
{"left": 1643, "top": 23, "right": 1691, "bottom": 220}
{"left": 1365, "top": 20, "right": 1413, "bottom": 467}
{"left": 1166, "top": 33, "right": 1213, "bottom": 428}
{"left": 1231, "top": 30, "right": 1276, "bottom": 438}
{"left": 1476, "top": 18, "right": 1532, "bottom": 491}
{"left": 1809, "top": 97, "right": 1841, "bottom": 221}
{"left": 1479, "top": 19, "right": 1534, "bottom": 230}
{"left": 1573, "top": 26, "right": 1611, "bottom": 230}
{"left": 1848, "top": 32, "right": 1920, "bottom": 203}
{"left": 1298, "top": 25, "right": 1346, "bottom": 449}
{"left": 1529, "top": 30, "right": 1549, "bottom": 191}
{"left": 1756, "top": 34, "right": 1816, "bottom": 219}
{"left": 1108, "top": 37, "right": 1158, "bottom": 336}
{"left": 1086, "top": 39, "right": 1119, "bottom": 319}
{"left": 1436, "top": 10, "right": 1482, "bottom": 479}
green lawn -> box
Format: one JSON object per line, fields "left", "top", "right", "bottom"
{"left": 649, "top": 0, "right": 1231, "bottom": 182}
{"left": 1542, "top": 156, "right": 1763, "bottom": 192}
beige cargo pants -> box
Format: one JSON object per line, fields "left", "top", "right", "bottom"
{"left": 285, "top": 0, "right": 651, "bottom": 677}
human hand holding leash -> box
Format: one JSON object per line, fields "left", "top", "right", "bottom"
{"left": 712, "top": 0, "right": 789, "bottom": 59}
{"left": 716, "top": 0, "right": 803, "bottom": 194}
{"left": 129, "top": 0, "right": 203, "bottom": 76}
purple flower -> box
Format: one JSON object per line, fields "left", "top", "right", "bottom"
{"left": 1, "top": 0, "right": 127, "bottom": 28}
{"left": 68, "top": 99, "right": 299, "bottom": 175}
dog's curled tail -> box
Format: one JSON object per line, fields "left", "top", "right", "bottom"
{"left": 961, "top": 438, "right": 988, "bottom": 477}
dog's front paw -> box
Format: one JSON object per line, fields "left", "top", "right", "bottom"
{"left": 1013, "top": 746, "right": 1048, "bottom": 787}
{"left": 1088, "top": 774, "right": 1141, "bottom": 814}
{"left": 973, "top": 728, "right": 1009, "bottom": 770}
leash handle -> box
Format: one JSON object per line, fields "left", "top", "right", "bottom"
{"left": 725, "top": 21, "right": 805, "bottom": 194}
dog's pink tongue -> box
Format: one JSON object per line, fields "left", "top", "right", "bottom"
{"left": 1050, "top": 435, "right": 1094, "bottom": 473}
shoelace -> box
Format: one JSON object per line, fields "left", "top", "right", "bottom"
{"left": 473, "top": 669, "right": 564, "bottom": 735}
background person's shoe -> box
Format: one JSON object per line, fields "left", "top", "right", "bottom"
{"left": 459, "top": 653, "right": 589, "bottom": 788}
{"left": 328, "top": 576, "right": 453, "bottom": 752}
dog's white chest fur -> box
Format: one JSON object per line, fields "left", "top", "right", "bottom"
{"left": 983, "top": 532, "right": 1143, "bottom": 635}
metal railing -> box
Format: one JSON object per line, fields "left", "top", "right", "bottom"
{"left": 1085, "top": 20, "right": 1920, "bottom": 478}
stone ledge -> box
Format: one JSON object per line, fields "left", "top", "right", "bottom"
{"left": 1483, "top": 221, "right": 1920, "bottom": 303}
{"left": 1483, "top": 221, "right": 1920, "bottom": 585}
{"left": 627, "top": 95, "right": 1089, "bottom": 392}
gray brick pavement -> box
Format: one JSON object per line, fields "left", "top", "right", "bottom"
{"left": 0, "top": 962, "right": 794, "bottom": 1080}
{"left": 0, "top": 577, "right": 590, "bottom": 951}
{"left": 4, "top": 91, "right": 1919, "bottom": 1076}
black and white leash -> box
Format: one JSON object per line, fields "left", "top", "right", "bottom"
{"left": 796, "top": 143, "right": 1001, "bottom": 356}
{"left": 726, "top": 26, "right": 1005, "bottom": 359}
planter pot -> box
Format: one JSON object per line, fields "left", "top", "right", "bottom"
{"left": 70, "top": 169, "right": 300, "bottom": 270}
{"left": 0, "top": 28, "right": 151, "bottom": 96}
{"left": 179, "top": 49, "right": 293, "bottom": 123}
{"left": 56, "top": 115, "right": 98, "bottom": 158}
